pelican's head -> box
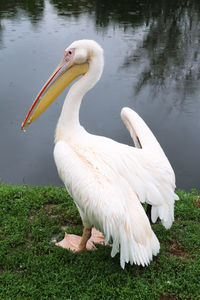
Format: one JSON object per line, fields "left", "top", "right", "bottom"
{"left": 66, "top": 39, "right": 103, "bottom": 64}
{"left": 21, "top": 39, "right": 103, "bottom": 131}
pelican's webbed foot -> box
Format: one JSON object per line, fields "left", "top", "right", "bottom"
{"left": 55, "top": 227, "right": 105, "bottom": 252}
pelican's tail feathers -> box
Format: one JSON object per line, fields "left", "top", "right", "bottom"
{"left": 122, "top": 230, "right": 159, "bottom": 269}
{"left": 105, "top": 204, "right": 160, "bottom": 269}
{"left": 111, "top": 224, "right": 160, "bottom": 269}
{"left": 151, "top": 191, "right": 179, "bottom": 229}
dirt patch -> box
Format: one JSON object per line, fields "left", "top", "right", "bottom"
{"left": 51, "top": 233, "right": 61, "bottom": 244}
{"left": 61, "top": 225, "right": 68, "bottom": 231}
{"left": 195, "top": 198, "right": 200, "bottom": 208}
{"left": 169, "top": 241, "right": 188, "bottom": 258}
{"left": 43, "top": 204, "right": 55, "bottom": 213}
{"left": 28, "top": 204, "right": 58, "bottom": 221}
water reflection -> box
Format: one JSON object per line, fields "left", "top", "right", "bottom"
{"left": 49, "top": 0, "right": 200, "bottom": 104}
{"left": 122, "top": 1, "right": 200, "bottom": 103}
{"left": 50, "top": 0, "right": 149, "bottom": 28}
{"left": 0, "top": 0, "right": 199, "bottom": 190}
{"left": 0, "top": 0, "right": 44, "bottom": 23}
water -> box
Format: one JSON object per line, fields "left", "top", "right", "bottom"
{"left": 0, "top": 0, "right": 200, "bottom": 190}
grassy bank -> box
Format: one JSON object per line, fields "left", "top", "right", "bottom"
{"left": 0, "top": 185, "right": 200, "bottom": 299}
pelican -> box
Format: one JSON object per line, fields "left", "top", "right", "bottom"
{"left": 21, "top": 40, "right": 179, "bottom": 268}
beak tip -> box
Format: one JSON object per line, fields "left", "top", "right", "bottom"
{"left": 21, "top": 122, "right": 26, "bottom": 132}
{"left": 21, "top": 115, "right": 32, "bottom": 132}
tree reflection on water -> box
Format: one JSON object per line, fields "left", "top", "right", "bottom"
{"left": 49, "top": 0, "right": 200, "bottom": 102}
{"left": 0, "top": 0, "right": 44, "bottom": 48}
{"left": 1, "top": 0, "right": 199, "bottom": 105}
{"left": 0, "top": 0, "right": 44, "bottom": 23}
{"left": 121, "top": 1, "right": 200, "bottom": 104}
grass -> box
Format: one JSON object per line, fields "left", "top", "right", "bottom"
{"left": 0, "top": 185, "right": 200, "bottom": 300}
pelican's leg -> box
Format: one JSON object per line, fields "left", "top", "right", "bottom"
{"left": 55, "top": 209, "right": 105, "bottom": 251}
{"left": 78, "top": 227, "right": 93, "bottom": 250}
{"left": 55, "top": 227, "right": 96, "bottom": 251}
{"left": 79, "top": 209, "right": 105, "bottom": 245}
{"left": 146, "top": 204, "right": 152, "bottom": 223}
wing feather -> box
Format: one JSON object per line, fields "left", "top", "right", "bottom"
{"left": 54, "top": 140, "right": 160, "bottom": 268}
{"left": 120, "top": 107, "right": 179, "bottom": 228}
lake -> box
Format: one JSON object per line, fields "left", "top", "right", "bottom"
{"left": 0, "top": 0, "right": 200, "bottom": 190}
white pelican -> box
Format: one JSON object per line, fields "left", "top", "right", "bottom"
{"left": 21, "top": 40, "right": 179, "bottom": 268}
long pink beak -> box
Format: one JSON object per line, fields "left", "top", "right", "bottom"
{"left": 21, "top": 55, "right": 72, "bottom": 131}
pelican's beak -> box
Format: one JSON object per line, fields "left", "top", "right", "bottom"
{"left": 21, "top": 55, "right": 89, "bottom": 131}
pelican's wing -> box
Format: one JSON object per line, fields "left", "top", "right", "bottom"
{"left": 54, "top": 140, "right": 160, "bottom": 268}
{"left": 119, "top": 107, "right": 179, "bottom": 229}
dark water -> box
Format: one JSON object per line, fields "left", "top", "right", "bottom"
{"left": 0, "top": 0, "right": 200, "bottom": 190}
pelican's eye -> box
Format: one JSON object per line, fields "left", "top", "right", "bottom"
{"left": 64, "top": 48, "right": 75, "bottom": 62}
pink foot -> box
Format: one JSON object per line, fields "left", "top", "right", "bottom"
{"left": 55, "top": 232, "right": 96, "bottom": 251}
{"left": 89, "top": 228, "right": 105, "bottom": 245}
{"left": 55, "top": 227, "right": 105, "bottom": 252}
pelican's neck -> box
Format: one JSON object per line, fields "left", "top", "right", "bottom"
{"left": 55, "top": 54, "right": 103, "bottom": 141}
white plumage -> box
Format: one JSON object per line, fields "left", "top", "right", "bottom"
{"left": 22, "top": 39, "right": 178, "bottom": 268}
{"left": 52, "top": 40, "right": 179, "bottom": 268}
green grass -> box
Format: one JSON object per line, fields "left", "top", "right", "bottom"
{"left": 0, "top": 185, "right": 200, "bottom": 300}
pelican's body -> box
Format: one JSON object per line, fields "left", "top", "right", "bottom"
{"left": 22, "top": 40, "right": 178, "bottom": 268}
